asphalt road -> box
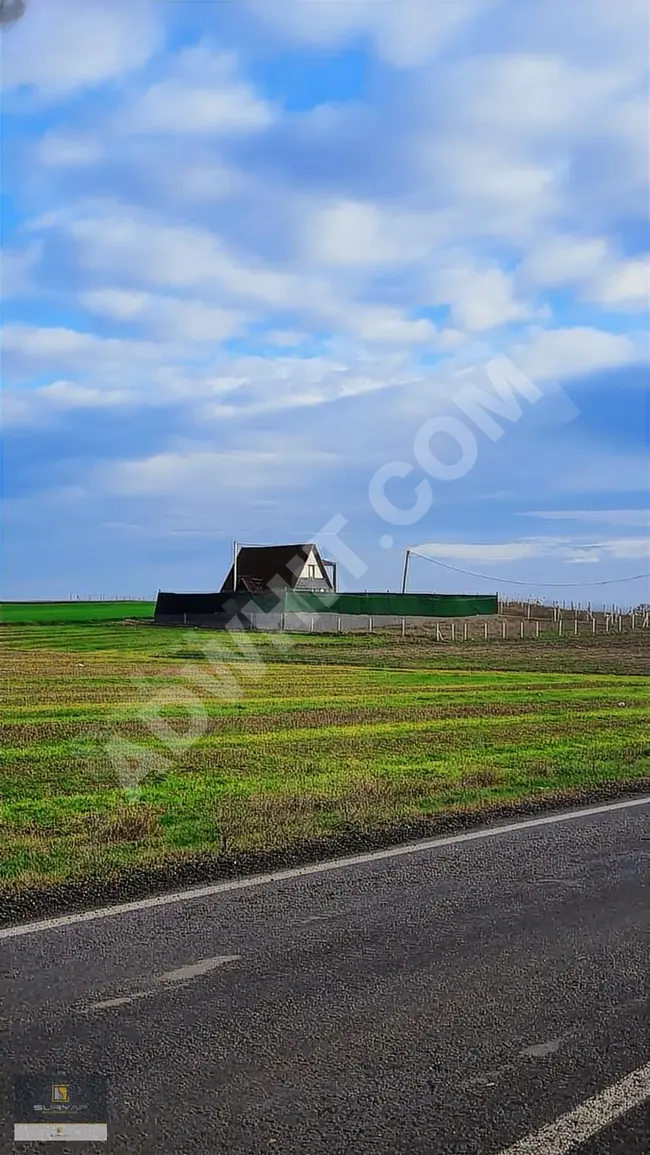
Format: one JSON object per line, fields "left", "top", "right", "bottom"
{"left": 1, "top": 798, "right": 648, "bottom": 1153}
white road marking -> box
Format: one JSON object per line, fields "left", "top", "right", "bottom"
{"left": 88, "top": 956, "right": 240, "bottom": 1009}
{"left": 1, "top": 795, "right": 648, "bottom": 941}
{"left": 158, "top": 955, "right": 240, "bottom": 983}
{"left": 535, "top": 878, "right": 582, "bottom": 886}
{"left": 519, "top": 1038, "right": 563, "bottom": 1058}
{"left": 88, "top": 991, "right": 150, "bottom": 1010}
{"left": 497, "top": 1060, "right": 650, "bottom": 1154}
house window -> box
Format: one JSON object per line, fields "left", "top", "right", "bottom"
{"left": 307, "top": 564, "right": 317, "bottom": 578}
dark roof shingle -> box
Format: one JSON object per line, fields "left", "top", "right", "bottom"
{"left": 220, "top": 543, "right": 332, "bottom": 592}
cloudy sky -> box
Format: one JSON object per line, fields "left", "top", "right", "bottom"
{"left": 2, "top": 0, "right": 648, "bottom": 604}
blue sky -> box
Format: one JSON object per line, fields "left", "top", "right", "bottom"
{"left": 2, "top": 0, "right": 649, "bottom": 605}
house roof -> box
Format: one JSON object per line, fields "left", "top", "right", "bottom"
{"left": 220, "top": 543, "right": 333, "bottom": 593}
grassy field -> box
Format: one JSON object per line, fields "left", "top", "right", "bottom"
{"left": 0, "top": 621, "right": 648, "bottom": 901}
{"left": 0, "top": 601, "right": 155, "bottom": 624}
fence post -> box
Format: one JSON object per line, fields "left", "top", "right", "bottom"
{"left": 644, "top": 613, "right": 649, "bottom": 629}
{"left": 368, "top": 616, "right": 373, "bottom": 633}
{"left": 535, "top": 620, "right": 540, "bottom": 639}
{"left": 592, "top": 617, "right": 596, "bottom": 635}
{"left": 401, "top": 618, "right": 406, "bottom": 638}
{"left": 310, "top": 616, "right": 314, "bottom": 633}
{"left": 436, "top": 623, "right": 441, "bottom": 642}
{"left": 520, "top": 620, "right": 524, "bottom": 639}
{"left": 558, "top": 618, "right": 563, "bottom": 637}
{"left": 631, "top": 613, "right": 635, "bottom": 630}
{"left": 280, "top": 612, "right": 286, "bottom": 632}
{"left": 574, "top": 618, "right": 578, "bottom": 636}
{"left": 463, "top": 621, "right": 468, "bottom": 641}
{"left": 451, "top": 622, "right": 456, "bottom": 642}
{"left": 337, "top": 616, "right": 341, "bottom": 634}
{"left": 502, "top": 620, "right": 507, "bottom": 640}
{"left": 484, "top": 621, "right": 488, "bottom": 641}
{"left": 618, "top": 615, "right": 622, "bottom": 632}
{"left": 527, "top": 604, "right": 531, "bottom": 619}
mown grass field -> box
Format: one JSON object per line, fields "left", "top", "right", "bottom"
{"left": 0, "top": 601, "right": 155, "bottom": 624}
{"left": 0, "top": 621, "right": 648, "bottom": 901}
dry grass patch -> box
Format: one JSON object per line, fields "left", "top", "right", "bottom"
{"left": 74, "top": 804, "right": 165, "bottom": 845}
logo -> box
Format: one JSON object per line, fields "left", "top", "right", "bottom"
{"left": 14, "top": 1072, "right": 108, "bottom": 1141}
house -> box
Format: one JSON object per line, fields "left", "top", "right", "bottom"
{"left": 220, "top": 543, "right": 337, "bottom": 595}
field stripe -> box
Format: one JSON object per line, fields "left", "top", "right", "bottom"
{"left": 497, "top": 1061, "right": 650, "bottom": 1154}
{"left": 1, "top": 795, "right": 648, "bottom": 941}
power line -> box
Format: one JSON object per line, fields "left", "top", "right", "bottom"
{"left": 409, "top": 550, "right": 650, "bottom": 588}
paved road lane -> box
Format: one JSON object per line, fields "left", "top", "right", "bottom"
{"left": 1, "top": 799, "right": 648, "bottom": 1153}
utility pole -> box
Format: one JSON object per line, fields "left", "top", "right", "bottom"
{"left": 401, "top": 549, "right": 412, "bottom": 594}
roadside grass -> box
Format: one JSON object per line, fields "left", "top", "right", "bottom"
{"left": 0, "top": 622, "right": 648, "bottom": 897}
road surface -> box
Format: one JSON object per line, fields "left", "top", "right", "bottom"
{"left": 1, "top": 798, "right": 648, "bottom": 1152}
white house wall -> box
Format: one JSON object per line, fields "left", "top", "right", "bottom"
{"left": 297, "top": 547, "right": 325, "bottom": 581}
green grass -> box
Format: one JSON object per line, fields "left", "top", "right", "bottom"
{"left": 0, "top": 601, "right": 155, "bottom": 625}
{"left": 0, "top": 621, "right": 648, "bottom": 896}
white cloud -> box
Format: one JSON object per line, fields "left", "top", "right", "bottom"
{"left": 589, "top": 257, "right": 650, "bottom": 311}
{"left": 414, "top": 535, "right": 650, "bottom": 564}
{"left": 428, "top": 258, "right": 540, "bottom": 332}
{"left": 39, "top": 380, "right": 128, "bottom": 409}
{"left": 38, "top": 206, "right": 437, "bottom": 345}
{"left": 2, "top": 323, "right": 161, "bottom": 367}
{"left": 523, "top": 235, "right": 649, "bottom": 311}
{"left": 415, "top": 136, "right": 563, "bottom": 241}
{"left": 523, "top": 235, "right": 609, "bottom": 287}
{"left": 526, "top": 509, "right": 650, "bottom": 527}
{"left": 163, "top": 159, "right": 242, "bottom": 205}
{"left": 79, "top": 288, "right": 247, "bottom": 342}
{"left": 247, "top": 0, "right": 492, "bottom": 68}
{"left": 600, "top": 537, "right": 650, "bottom": 561}
{"left": 36, "top": 132, "right": 105, "bottom": 167}
{"left": 196, "top": 346, "right": 421, "bottom": 419}
{"left": 1, "top": 241, "right": 42, "bottom": 297}
{"left": 339, "top": 305, "right": 435, "bottom": 345}
{"left": 509, "top": 326, "right": 639, "bottom": 382}
{"left": 2, "top": 0, "right": 161, "bottom": 97}
{"left": 266, "top": 331, "right": 306, "bottom": 347}
{"left": 450, "top": 53, "right": 638, "bottom": 140}
{"left": 127, "top": 48, "right": 274, "bottom": 135}
{"left": 303, "top": 198, "right": 452, "bottom": 269}
{"left": 104, "top": 442, "right": 338, "bottom": 497}
{"left": 415, "top": 541, "right": 541, "bottom": 563}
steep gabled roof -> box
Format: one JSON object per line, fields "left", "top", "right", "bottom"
{"left": 220, "top": 543, "right": 332, "bottom": 593}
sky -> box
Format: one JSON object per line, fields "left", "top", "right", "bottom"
{"left": 2, "top": 0, "right": 649, "bottom": 606}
